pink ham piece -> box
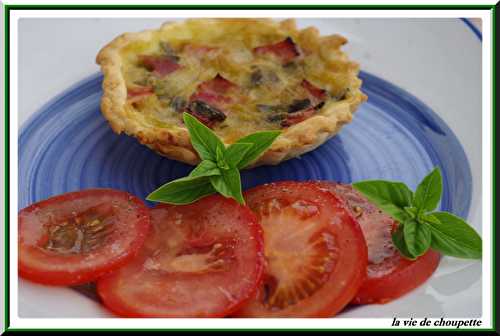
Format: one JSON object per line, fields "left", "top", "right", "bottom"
{"left": 187, "top": 74, "right": 238, "bottom": 128}
{"left": 281, "top": 107, "right": 316, "bottom": 127}
{"left": 253, "top": 37, "right": 300, "bottom": 64}
{"left": 127, "top": 86, "right": 154, "bottom": 103}
{"left": 139, "top": 55, "right": 181, "bottom": 77}
{"left": 190, "top": 74, "right": 237, "bottom": 106}
{"left": 198, "top": 74, "right": 238, "bottom": 96}
{"left": 301, "top": 79, "right": 327, "bottom": 100}
{"left": 190, "top": 91, "right": 232, "bottom": 107}
{"left": 281, "top": 80, "right": 327, "bottom": 127}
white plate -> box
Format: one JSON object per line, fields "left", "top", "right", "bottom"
{"left": 17, "top": 17, "right": 482, "bottom": 318}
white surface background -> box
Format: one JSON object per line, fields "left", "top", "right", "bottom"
{"left": 6, "top": 12, "right": 491, "bottom": 329}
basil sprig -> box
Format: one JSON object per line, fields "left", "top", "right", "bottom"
{"left": 353, "top": 168, "right": 482, "bottom": 260}
{"left": 147, "top": 113, "right": 280, "bottom": 205}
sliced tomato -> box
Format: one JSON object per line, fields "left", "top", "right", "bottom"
{"left": 97, "top": 195, "right": 264, "bottom": 317}
{"left": 19, "top": 189, "right": 150, "bottom": 286}
{"left": 314, "top": 182, "right": 441, "bottom": 304}
{"left": 234, "top": 181, "right": 367, "bottom": 317}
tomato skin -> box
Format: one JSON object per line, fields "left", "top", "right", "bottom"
{"left": 313, "top": 181, "right": 441, "bottom": 305}
{"left": 351, "top": 249, "right": 440, "bottom": 304}
{"left": 235, "top": 181, "right": 368, "bottom": 317}
{"left": 97, "top": 195, "right": 265, "bottom": 317}
{"left": 18, "top": 189, "right": 150, "bottom": 286}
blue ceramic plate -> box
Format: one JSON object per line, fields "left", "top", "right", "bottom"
{"left": 19, "top": 71, "right": 471, "bottom": 219}
{"left": 18, "top": 71, "right": 474, "bottom": 317}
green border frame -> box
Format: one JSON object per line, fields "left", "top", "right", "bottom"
{"left": 3, "top": 3, "right": 10, "bottom": 334}
{"left": 2, "top": 3, "right": 496, "bottom": 333}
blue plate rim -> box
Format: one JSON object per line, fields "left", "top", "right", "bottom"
{"left": 461, "top": 18, "right": 482, "bottom": 41}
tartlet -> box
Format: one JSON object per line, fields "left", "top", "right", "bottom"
{"left": 96, "top": 19, "right": 367, "bottom": 167}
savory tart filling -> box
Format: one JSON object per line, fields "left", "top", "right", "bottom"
{"left": 117, "top": 19, "right": 363, "bottom": 142}
{"left": 97, "top": 19, "right": 366, "bottom": 165}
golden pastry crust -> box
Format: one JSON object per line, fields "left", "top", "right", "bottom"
{"left": 96, "top": 19, "right": 367, "bottom": 167}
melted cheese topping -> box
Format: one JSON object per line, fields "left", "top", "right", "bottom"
{"left": 120, "top": 19, "right": 356, "bottom": 142}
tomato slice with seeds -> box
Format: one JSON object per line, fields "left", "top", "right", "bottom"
{"left": 234, "top": 181, "right": 367, "bottom": 317}
{"left": 97, "top": 195, "right": 264, "bottom": 317}
{"left": 18, "top": 189, "right": 150, "bottom": 286}
{"left": 314, "top": 181, "right": 441, "bottom": 304}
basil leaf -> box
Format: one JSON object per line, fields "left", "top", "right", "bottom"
{"left": 183, "top": 113, "right": 225, "bottom": 161}
{"left": 224, "top": 143, "right": 253, "bottom": 168}
{"left": 147, "top": 176, "right": 215, "bottom": 205}
{"left": 352, "top": 180, "right": 414, "bottom": 222}
{"left": 403, "top": 219, "right": 431, "bottom": 257}
{"left": 189, "top": 160, "right": 220, "bottom": 178}
{"left": 404, "top": 206, "right": 418, "bottom": 219}
{"left": 423, "top": 212, "right": 441, "bottom": 226}
{"left": 209, "top": 167, "right": 245, "bottom": 204}
{"left": 392, "top": 225, "right": 416, "bottom": 260}
{"left": 425, "top": 212, "right": 482, "bottom": 259}
{"left": 215, "top": 145, "right": 229, "bottom": 170}
{"left": 232, "top": 131, "right": 281, "bottom": 169}
{"left": 148, "top": 118, "right": 281, "bottom": 206}
{"left": 413, "top": 167, "right": 442, "bottom": 213}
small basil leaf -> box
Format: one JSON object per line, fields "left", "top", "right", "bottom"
{"left": 404, "top": 206, "right": 418, "bottom": 219}
{"left": 392, "top": 225, "right": 416, "bottom": 260}
{"left": 232, "top": 131, "right": 281, "bottom": 169}
{"left": 224, "top": 143, "right": 253, "bottom": 168}
{"left": 423, "top": 213, "right": 441, "bottom": 226}
{"left": 403, "top": 219, "right": 432, "bottom": 257}
{"left": 352, "top": 180, "right": 414, "bottom": 222}
{"left": 209, "top": 167, "right": 245, "bottom": 205}
{"left": 425, "top": 212, "right": 482, "bottom": 259}
{"left": 215, "top": 145, "right": 229, "bottom": 170}
{"left": 413, "top": 167, "right": 442, "bottom": 213}
{"left": 183, "top": 113, "right": 225, "bottom": 161}
{"left": 147, "top": 176, "right": 215, "bottom": 205}
{"left": 189, "top": 160, "right": 220, "bottom": 178}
